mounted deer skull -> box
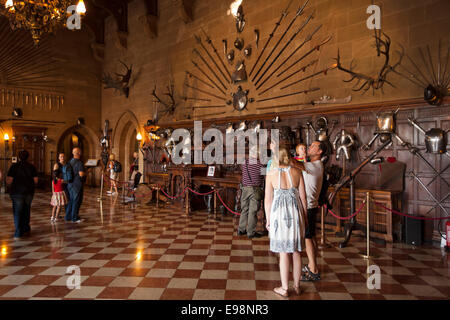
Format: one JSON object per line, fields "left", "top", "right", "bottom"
{"left": 151, "top": 82, "right": 177, "bottom": 117}
{"left": 102, "top": 60, "right": 133, "bottom": 98}
{"left": 335, "top": 31, "right": 403, "bottom": 95}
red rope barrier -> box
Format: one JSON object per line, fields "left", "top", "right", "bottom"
{"left": 215, "top": 191, "right": 241, "bottom": 216}
{"left": 187, "top": 187, "right": 215, "bottom": 196}
{"left": 324, "top": 201, "right": 366, "bottom": 221}
{"left": 374, "top": 201, "right": 450, "bottom": 221}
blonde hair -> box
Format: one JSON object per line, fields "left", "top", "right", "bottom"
{"left": 273, "top": 146, "right": 291, "bottom": 167}
{"left": 109, "top": 154, "right": 115, "bottom": 161}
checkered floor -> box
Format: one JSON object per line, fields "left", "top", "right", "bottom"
{"left": 0, "top": 188, "right": 448, "bottom": 300}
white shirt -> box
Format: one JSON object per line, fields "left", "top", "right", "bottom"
{"left": 302, "top": 160, "right": 324, "bottom": 209}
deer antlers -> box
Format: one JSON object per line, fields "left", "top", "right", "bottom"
{"left": 102, "top": 60, "right": 132, "bottom": 98}
{"left": 151, "top": 82, "right": 177, "bottom": 116}
{"left": 335, "top": 31, "right": 403, "bottom": 95}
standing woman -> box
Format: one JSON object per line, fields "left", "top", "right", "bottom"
{"left": 265, "top": 146, "right": 308, "bottom": 297}
{"left": 107, "top": 154, "right": 118, "bottom": 195}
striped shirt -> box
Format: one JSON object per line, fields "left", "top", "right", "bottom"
{"left": 241, "top": 158, "right": 263, "bottom": 187}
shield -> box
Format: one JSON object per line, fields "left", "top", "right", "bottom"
{"left": 232, "top": 86, "right": 249, "bottom": 111}
{"left": 231, "top": 60, "right": 247, "bottom": 83}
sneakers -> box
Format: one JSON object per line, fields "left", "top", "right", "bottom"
{"left": 72, "top": 219, "right": 83, "bottom": 223}
{"left": 237, "top": 229, "right": 247, "bottom": 236}
{"left": 248, "top": 232, "right": 262, "bottom": 239}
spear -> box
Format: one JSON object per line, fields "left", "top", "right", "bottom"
{"left": 191, "top": 60, "right": 226, "bottom": 96}
{"left": 252, "top": 0, "right": 309, "bottom": 82}
{"left": 258, "top": 59, "right": 318, "bottom": 95}
{"left": 185, "top": 83, "right": 226, "bottom": 101}
{"left": 256, "top": 87, "right": 320, "bottom": 104}
{"left": 193, "top": 104, "right": 226, "bottom": 109}
{"left": 249, "top": 0, "right": 294, "bottom": 77}
{"left": 195, "top": 34, "right": 229, "bottom": 84}
{"left": 200, "top": 27, "right": 232, "bottom": 81}
{"left": 193, "top": 49, "right": 228, "bottom": 91}
{"left": 277, "top": 35, "right": 332, "bottom": 77}
{"left": 183, "top": 96, "right": 212, "bottom": 102}
{"left": 254, "top": 15, "right": 317, "bottom": 87}
{"left": 186, "top": 71, "right": 215, "bottom": 89}
{"left": 281, "top": 64, "right": 337, "bottom": 90}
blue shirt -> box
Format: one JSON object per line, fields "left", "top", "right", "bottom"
{"left": 68, "top": 158, "right": 85, "bottom": 190}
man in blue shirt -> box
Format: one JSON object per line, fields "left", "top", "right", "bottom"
{"left": 66, "top": 147, "right": 85, "bottom": 223}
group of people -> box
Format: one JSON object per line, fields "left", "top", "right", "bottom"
{"left": 6, "top": 147, "right": 86, "bottom": 239}
{"left": 239, "top": 139, "right": 325, "bottom": 297}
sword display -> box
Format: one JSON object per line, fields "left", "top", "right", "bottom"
{"left": 195, "top": 34, "right": 229, "bottom": 84}
{"left": 200, "top": 27, "right": 232, "bottom": 81}
{"left": 193, "top": 49, "right": 228, "bottom": 91}
{"left": 190, "top": 60, "right": 226, "bottom": 96}
{"left": 256, "top": 87, "right": 320, "bottom": 105}
{"left": 185, "top": 83, "right": 226, "bottom": 101}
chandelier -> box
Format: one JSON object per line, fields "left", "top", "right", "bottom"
{"left": 0, "top": 0, "right": 86, "bottom": 45}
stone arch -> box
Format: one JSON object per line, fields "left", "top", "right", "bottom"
{"left": 56, "top": 124, "right": 101, "bottom": 185}
{"left": 112, "top": 110, "right": 143, "bottom": 182}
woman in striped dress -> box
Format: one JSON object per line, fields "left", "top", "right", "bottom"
{"left": 50, "top": 168, "right": 68, "bottom": 222}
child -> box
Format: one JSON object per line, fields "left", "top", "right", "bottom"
{"left": 294, "top": 143, "right": 307, "bottom": 162}
{"left": 50, "top": 168, "right": 68, "bottom": 222}
{"left": 107, "top": 154, "right": 118, "bottom": 196}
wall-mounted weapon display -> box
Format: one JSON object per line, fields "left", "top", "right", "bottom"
{"left": 101, "top": 60, "right": 132, "bottom": 98}
{"left": 335, "top": 30, "right": 403, "bottom": 95}
{"left": 393, "top": 40, "right": 450, "bottom": 106}
{"left": 184, "top": 0, "right": 335, "bottom": 118}
{"left": 311, "top": 94, "right": 352, "bottom": 106}
{"left": 333, "top": 129, "right": 355, "bottom": 176}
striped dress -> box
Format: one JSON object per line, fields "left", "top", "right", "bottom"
{"left": 51, "top": 179, "right": 68, "bottom": 206}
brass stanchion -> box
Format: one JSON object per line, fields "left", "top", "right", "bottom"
{"left": 156, "top": 187, "right": 159, "bottom": 209}
{"left": 318, "top": 206, "right": 332, "bottom": 249}
{"left": 361, "top": 192, "right": 378, "bottom": 259}
{"left": 185, "top": 187, "right": 189, "bottom": 216}
{"left": 97, "top": 171, "right": 104, "bottom": 201}
{"left": 214, "top": 188, "right": 217, "bottom": 220}
{"left": 121, "top": 179, "right": 126, "bottom": 204}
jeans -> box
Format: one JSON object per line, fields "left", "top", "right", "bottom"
{"left": 66, "top": 187, "right": 83, "bottom": 222}
{"left": 10, "top": 194, "right": 34, "bottom": 238}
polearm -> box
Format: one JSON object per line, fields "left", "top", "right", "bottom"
{"left": 248, "top": 0, "right": 294, "bottom": 78}
{"left": 256, "top": 22, "right": 321, "bottom": 90}
{"left": 182, "top": 96, "right": 212, "bottom": 102}
{"left": 281, "top": 64, "right": 337, "bottom": 90}
{"left": 277, "top": 36, "right": 333, "bottom": 77}
{"left": 195, "top": 34, "right": 229, "bottom": 84}
{"left": 252, "top": 0, "right": 309, "bottom": 83}
{"left": 200, "top": 27, "right": 232, "bottom": 81}
{"left": 254, "top": 13, "right": 315, "bottom": 87}
{"left": 256, "top": 87, "right": 320, "bottom": 104}
{"left": 259, "top": 59, "right": 318, "bottom": 95}
{"left": 185, "top": 83, "right": 226, "bottom": 101}
{"left": 193, "top": 49, "right": 228, "bottom": 91}
{"left": 193, "top": 104, "right": 227, "bottom": 109}
{"left": 186, "top": 71, "right": 215, "bottom": 90}
{"left": 190, "top": 60, "right": 227, "bottom": 96}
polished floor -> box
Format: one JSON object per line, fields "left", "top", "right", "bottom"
{"left": 0, "top": 188, "right": 449, "bottom": 300}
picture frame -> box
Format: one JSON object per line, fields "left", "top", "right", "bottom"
{"left": 207, "top": 166, "right": 216, "bottom": 177}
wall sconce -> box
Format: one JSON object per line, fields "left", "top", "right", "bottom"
{"left": 3, "top": 133, "right": 9, "bottom": 142}
{"left": 136, "top": 132, "right": 143, "bottom": 142}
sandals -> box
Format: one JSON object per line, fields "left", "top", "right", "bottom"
{"left": 293, "top": 286, "right": 302, "bottom": 295}
{"left": 301, "top": 265, "right": 321, "bottom": 282}
{"left": 273, "top": 287, "right": 289, "bottom": 297}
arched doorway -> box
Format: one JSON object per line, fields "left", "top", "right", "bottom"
{"left": 56, "top": 125, "right": 99, "bottom": 186}
{"left": 113, "top": 110, "right": 143, "bottom": 183}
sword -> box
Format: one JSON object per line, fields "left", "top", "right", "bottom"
{"left": 193, "top": 49, "right": 228, "bottom": 91}
{"left": 185, "top": 83, "right": 226, "bottom": 101}
{"left": 200, "top": 28, "right": 232, "bottom": 80}
{"left": 280, "top": 65, "right": 337, "bottom": 90}
{"left": 190, "top": 60, "right": 226, "bottom": 96}
{"left": 256, "top": 87, "right": 320, "bottom": 104}
{"left": 195, "top": 34, "right": 230, "bottom": 84}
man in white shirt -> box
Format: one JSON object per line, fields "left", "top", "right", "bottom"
{"left": 293, "top": 141, "right": 324, "bottom": 281}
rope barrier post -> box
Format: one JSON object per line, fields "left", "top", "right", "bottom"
{"left": 156, "top": 187, "right": 159, "bottom": 209}
{"left": 97, "top": 171, "right": 104, "bottom": 201}
{"left": 318, "top": 206, "right": 332, "bottom": 249}
{"left": 214, "top": 188, "right": 217, "bottom": 220}
{"left": 121, "top": 179, "right": 126, "bottom": 205}
{"left": 185, "top": 186, "right": 189, "bottom": 216}
{"left": 361, "top": 192, "right": 377, "bottom": 259}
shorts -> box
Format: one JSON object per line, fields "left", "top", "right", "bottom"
{"left": 305, "top": 207, "right": 319, "bottom": 239}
